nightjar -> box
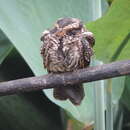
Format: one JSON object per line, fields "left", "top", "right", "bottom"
{"left": 40, "top": 18, "right": 95, "bottom": 105}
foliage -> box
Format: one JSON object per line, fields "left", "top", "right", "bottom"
{"left": 87, "top": 0, "right": 130, "bottom": 62}
{"left": 0, "top": 0, "right": 130, "bottom": 130}
{"left": 0, "top": 30, "right": 13, "bottom": 64}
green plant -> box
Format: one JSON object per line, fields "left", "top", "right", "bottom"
{"left": 0, "top": 0, "right": 130, "bottom": 130}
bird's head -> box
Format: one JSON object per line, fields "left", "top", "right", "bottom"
{"left": 55, "top": 18, "right": 95, "bottom": 46}
{"left": 54, "top": 17, "right": 83, "bottom": 37}
{"left": 41, "top": 17, "right": 95, "bottom": 47}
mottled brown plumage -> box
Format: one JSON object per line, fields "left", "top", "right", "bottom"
{"left": 40, "top": 18, "right": 95, "bottom": 105}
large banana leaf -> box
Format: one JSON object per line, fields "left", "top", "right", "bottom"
{"left": 0, "top": 0, "right": 108, "bottom": 126}
{"left": 0, "top": 55, "right": 61, "bottom": 130}
{"left": 0, "top": 30, "right": 13, "bottom": 64}
{"left": 0, "top": 0, "right": 130, "bottom": 129}
{"left": 87, "top": 0, "right": 130, "bottom": 62}
{"left": 87, "top": 0, "right": 130, "bottom": 108}
{"left": 87, "top": 0, "right": 130, "bottom": 129}
{"left": 0, "top": 0, "right": 108, "bottom": 75}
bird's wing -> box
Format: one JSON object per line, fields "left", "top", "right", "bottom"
{"left": 82, "top": 38, "right": 93, "bottom": 67}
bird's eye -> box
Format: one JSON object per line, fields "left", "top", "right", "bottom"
{"left": 66, "top": 30, "right": 75, "bottom": 36}
{"left": 86, "top": 37, "right": 95, "bottom": 47}
{"left": 66, "top": 29, "right": 80, "bottom": 36}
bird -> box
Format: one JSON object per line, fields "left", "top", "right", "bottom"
{"left": 40, "top": 18, "right": 95, "bottom": 105}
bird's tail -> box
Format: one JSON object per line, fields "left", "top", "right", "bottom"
{"left": 53, "top": 84, "right": 84, "bottom": 105}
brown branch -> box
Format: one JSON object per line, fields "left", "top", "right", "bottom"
{"left": 0, "top": 60, "right": 130, "bottom": 96}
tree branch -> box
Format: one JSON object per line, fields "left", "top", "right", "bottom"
{"left": 0, "top": 60, "right": 130, "bottom": 96}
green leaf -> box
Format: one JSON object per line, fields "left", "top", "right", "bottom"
{"left": 0, "top": 0, "right": 108, "bottom": 126}
{"left": 86, "top": 0, "right": 130, "bottom": 128}
{"left": 0, "top": 30, "right": 13, "bottom": 64}
{"left": 121, "top": 76, "right": 130, "bottom": 110}
{"left": 0, "top": 0, "right": 107, "bottom": 128}
{"left": 86, "top": 0, "right": 130, "bottom": 117}
{"left": 87, "top": 0, "right": 130, "bottom": 62}
{"left": 112, "top": 77, "right": 125, "bottom": 103}
{"left": 0, "top": 0, "right": 108, "bottom": 75}
{"left": 0, "top": 95, "right": 59, "bottom": 130}
{"left": 0, "top": 52, "right": 61, "bottom": 130}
